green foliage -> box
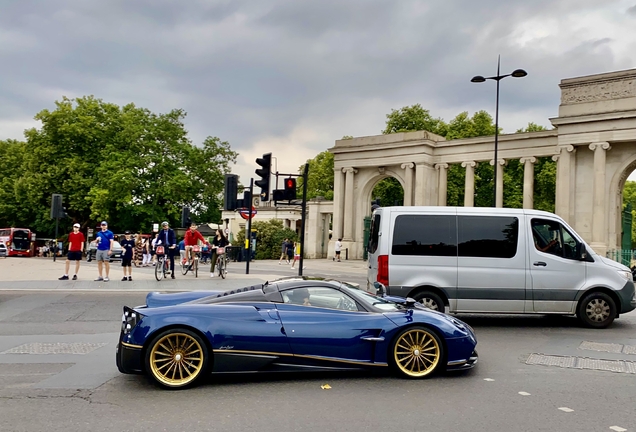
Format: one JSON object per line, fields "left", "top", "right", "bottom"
{"left": 372, "top": 178, "right": 404, "bottom": 207}
{"left": 0, "top": 96, "right": 238, "bottom": 236}
{"left": 383, "top": 104, "right": 446, "bottom": 135}
{"left": 297, "top": 151, "right": 335, "bottom": 200}
{"left": 622, "top": 181, "right": 636, "bottom": 247}
{"left": 516, "top": 122, "right": 549, "bottom": 133}
{"left": 235, "top": 219, "right": 297, "bottom": 260}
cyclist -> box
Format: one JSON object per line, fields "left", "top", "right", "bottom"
{"left": 210, "top": 229, "right": 229, "bottom": 277}
{"left": 184, "top": 223, "right": 209, "bottom": 269}
{"left": 157, "top": 221, "right": 177, "bottom": 279}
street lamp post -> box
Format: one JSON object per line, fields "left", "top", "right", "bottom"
{"left": 471, "top": 56, "right": 527, "bottom": 207}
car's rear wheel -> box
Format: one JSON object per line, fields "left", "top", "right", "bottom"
{"left": 577, "top": 291, "right": 617, "bottom": 328}
{"left": 390, "top": 326, "right": 444, "bottom": 378}
{"left": 145, "top": 328, "right": 209, "bottom": 389}
{"left": 412, "top": 290, "right": 445, "bottom": 312}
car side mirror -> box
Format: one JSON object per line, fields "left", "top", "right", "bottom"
{"left": 373, "top": 281, "right": 386, "bottom": 297}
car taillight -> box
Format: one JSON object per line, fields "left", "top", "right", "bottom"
{"left": 377, "top": 254, "right": 389, "bottom": 286}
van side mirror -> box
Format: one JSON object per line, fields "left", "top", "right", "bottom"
{"left": 373, "top": 281, "right": 386, "bottom": 297}
{"left": 576, "top": 243, "right": 589, "bottom": 261}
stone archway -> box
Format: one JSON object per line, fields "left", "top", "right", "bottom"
{"left": 327, "top": 68, "right": 636, "bottom": 259}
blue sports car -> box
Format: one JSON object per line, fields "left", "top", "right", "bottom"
{"left": 116, "top": 278, "right": 478, "bottom": 389}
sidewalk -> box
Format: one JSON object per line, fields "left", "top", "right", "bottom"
{"left": 0, "top": 257, "right": 367, "bottom": 291}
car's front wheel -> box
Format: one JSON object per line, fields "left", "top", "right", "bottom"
{"left": 390, "top": 326, "right": 444, "bottom": 379}
{"left": 145, "top": 328, "right": 209, "bottom": 389}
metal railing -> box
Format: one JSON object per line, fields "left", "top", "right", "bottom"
{"left": 606, "top": 249, "right": 635, "bottom": 267}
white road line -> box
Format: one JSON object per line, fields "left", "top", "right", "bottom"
{"left": 483, "top": 378, "right": 495, "bottom": 381}
{"left": 558, "top": 407, "right": 574, "bottom": 412}
{"left": 518, "top": 392, "right": 531, "bottom": 396}
{"left": 609, "top": 427, "right": 627, "bottom": 432}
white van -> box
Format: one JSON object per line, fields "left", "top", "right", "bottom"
{"left": 366, "top": 206, "right": 636, "bottom": 328}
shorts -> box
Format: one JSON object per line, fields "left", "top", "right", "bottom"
{"left": 335, "top": 250, "right": 341, "bottom": 255}
{"left": 67, "top": 251, "right": 82, "bottom": 261}
{"left": 96, "top": 249, "right": 110, "bottom": 262}
{"left": 121, "top": 258, "right": 132, "bottom": 267}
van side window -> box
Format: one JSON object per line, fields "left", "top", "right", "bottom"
{"left": 391, "top": 215, "right": 457, "bottom": 256}
{"left": 458, "top": 216, "right": 518, "bottom": 258}
{"left": 368, "top": 214, "right": 381, "bottom": 254}
{"left": 531, "top": 219, "right": 579, "bottom": 259}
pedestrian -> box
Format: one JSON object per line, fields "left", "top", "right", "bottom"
{"left": 151, "top": 233, "right": 159, "bottom": 265}
{"left": 178, "top": 238, "right": 186, "bottom": 265}
{"left": 142, "top": 236, "right": 151, "bottom": 267}
{"left": 120, "top": 230, "right": 135, "bottom": 281}
{"left": 278, "top": 238, "right": 288, "bottom": 265}
{"left": 290, "top": 242, "right": 301, "bottom": 269}
{"left": 58, "top": 223, "right": 86, "bottom": 280}
{"left": 94, "top": 221, "right": 114, "bottom": 282}
{"left": 134, "top": 234, "right": 143, "bottom": 267}
{"left": 334, "top": 238, "right": 342, "bottom": 262}
{"left": 158, "top": 221, "right": 177, "bottom": 279}
{"left": 210, "top": 229, "right": 229, "bottom": 277}
{"left": 285, "top": 239, "right": 294, "bottom": 265}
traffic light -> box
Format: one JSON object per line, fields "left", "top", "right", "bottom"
{"left": 284, "top": 177, "right": 297, "bottom": 200}
{"left": 181, "top": 206, "right": 191, "bottom": 227}
{"left": 255, "top": 153, "right": 272, "bottom": 202}
{"left": 224, "top": 174, "right": 239, "bottom": 211}
{"left": 237, "top": 190, "right": 252, "bottom": 209}
{"left": 59, "top": 206, "right": 69, "bottom": 218}
{"left": 50, "top": 194, "right": 62, "bottom": 219}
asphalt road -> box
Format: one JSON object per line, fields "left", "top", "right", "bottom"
{"left": 1, "top": 289, "right": 635, "bottom": 432}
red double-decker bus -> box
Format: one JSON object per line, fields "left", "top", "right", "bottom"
{"left": 0, "top": 228, "right": 33, "bottom": 257}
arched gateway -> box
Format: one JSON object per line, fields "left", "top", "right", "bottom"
{"left": 324, "top": 68, "right": 636, "bottom": 259}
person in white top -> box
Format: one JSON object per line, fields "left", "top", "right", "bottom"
{"left": 334, "top": 238, "right": 342, "bottom": 262}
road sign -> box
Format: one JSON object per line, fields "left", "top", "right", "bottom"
{"left": 153, "top": 223, "right": 159, "bottom": 232}
{"left": 252, "top": 197, "right": 260, "bottom": 208}
{"left": 239, "top": 207, "right": 257, "bottom": 220}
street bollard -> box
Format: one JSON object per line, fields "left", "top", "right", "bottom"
{"left": 345, "top": 248, "right": 348, "bottom": 260}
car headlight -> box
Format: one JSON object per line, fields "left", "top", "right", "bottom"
{"left": 121, "top": 306, "right": 144, "bottom": 334}
{"left": 617, "top": 270, "right": 632, "bottom": 280}
{"left": 446, "top": 316, "right": 466, "bottom": 330}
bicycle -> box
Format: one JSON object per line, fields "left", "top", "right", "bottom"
{"left": 154, "top": 246, "right": 170, "bottom": 281}
{"left": 181, "top": 245, "right": 200, "bottom": 278}
{"left": 215, "top": 247, "right": 227, "bottom": 279}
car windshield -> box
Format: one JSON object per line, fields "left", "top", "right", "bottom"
{"left": 339, "top": 283, "right": 402, "bottom": 311}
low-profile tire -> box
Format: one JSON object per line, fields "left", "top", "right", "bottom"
{"left": 390, "top": 326, "right": 444, "bottom": 379}
{"left": 577, "top": 291, "right": 617, "bottom": 329}
{"left": 412, "top": 290, "right": 445, "bottom": 312}
{"left": 145, "top": 328, "right": 210, "bottom": 389}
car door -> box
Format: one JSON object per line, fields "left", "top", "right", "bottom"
{"left": 528, "top": 217, "right": 586, "bottom": 313}
{"left": 276, "top": 287, "right": 394, "bottom": 363}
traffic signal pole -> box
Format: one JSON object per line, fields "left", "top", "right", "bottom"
{"left": 53, "top": 217, "right": 59, "bottom": 262}
{"left": 245, "top": 178, "right": 254, "bottom": 275}
{"left": 298, "top": 164, "right": 309, "bottom": 277}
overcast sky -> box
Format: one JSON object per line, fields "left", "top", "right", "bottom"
{"left": 1, "top": 0, "right": 636, "bottom": 183}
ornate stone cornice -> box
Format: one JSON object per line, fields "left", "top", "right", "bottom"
{"left": 519, "top": 157, "right": 537, "bottom": 164}
{"left": 589, "top": 142, "right": 611, "bottom": 152}
{"left": 461, "top": 161, "right": 477, "bottom": 168}
{"left": 561, "top": 76, "right": 636, "bottom": 104}
{"left": 435, "top": 163, "right": 449, "bottom": 170}
{"left": 400, "top": 162, "right": 415, "bottom": 170}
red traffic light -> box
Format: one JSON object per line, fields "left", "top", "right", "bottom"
{"left": 285, "top": 179, "right": 295, "bottom": 188}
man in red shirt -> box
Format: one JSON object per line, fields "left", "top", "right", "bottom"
{"left": 59, "top": 223, "right": 86, "bottom": 281}
{"left": 184, "top": 223, "right": 208, "bottom": 266}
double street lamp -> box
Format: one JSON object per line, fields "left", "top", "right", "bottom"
{"left": 471, "top": 56, "right": 527, "bottom": 207}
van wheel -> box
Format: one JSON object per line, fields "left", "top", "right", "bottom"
{"left": 412, "top": 291, "right": 445, "bottom": 312}
{"left": 577, "top": 292, "right": 616, "bottom": 329}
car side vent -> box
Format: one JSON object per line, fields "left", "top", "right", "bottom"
{"left": 215, "top": 285, "right": 260, "bottom": 298}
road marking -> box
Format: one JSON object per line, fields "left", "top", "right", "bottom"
{"left": 609, "top": 427, "right": 626, "bottom": 432}
{"left": 483, "top": 378, "right": 495, "bottom": 381}
{"left": 518, "top": 392, "right": 531, "bottom": 396}
{"left": 558, "top": 407, "right": 574, "bottom": 412}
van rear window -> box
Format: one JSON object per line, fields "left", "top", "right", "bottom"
{"left": 391, "top": 215, "right": 457, "bottom": 256}
{"left": 458, "top": 216, "right": 518, "bottom": 258}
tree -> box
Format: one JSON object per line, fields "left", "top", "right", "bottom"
{"left": 0, "top": 96, "right": 237, "bottom": 236}
{"left": 516, "top": 122, "right": 549, "bottom": 133}
{"left": 235, "top": 219, "right": 297, "bottom": 260}
{"left": 383, "top": 104, "right": 446, "bottom": 135}
{"left": 622, "top": 181, "right": 636, "bottom": 247}
{"left": 297, "top": 151, "right": 335, "bottom": 200}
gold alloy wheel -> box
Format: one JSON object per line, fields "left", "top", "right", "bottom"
{"left": 394, "top": 328, "right": 441, "bottom": 378}
{"left": 149, "top": 332, "right": 204, "bottom": 387}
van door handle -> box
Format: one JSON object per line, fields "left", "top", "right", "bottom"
{"left": 533, "top": 261, "right": 547, "bottom": 267}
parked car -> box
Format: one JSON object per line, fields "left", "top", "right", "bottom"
{"left": 117, "top": 277, "right": 478, "bottom": 389}
{"left": 366, "top": 206, "right": 636, "bottom": 329}
{"left": 0, "top": 243, "right": 7, "bottom": 258}
{"left": 86, "top": 241, "right": 123, "bottom": 262}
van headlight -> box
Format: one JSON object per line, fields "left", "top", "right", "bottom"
{"left": 617, "top": 270, "right": 632, "bottom": 280}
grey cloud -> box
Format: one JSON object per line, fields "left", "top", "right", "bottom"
{"left": 628, "top": 5, "right": 636, "bottom": 15}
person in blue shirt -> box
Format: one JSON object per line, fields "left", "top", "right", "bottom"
{"left": 178, "top": 239, "right": 186, "bottom": 265}
{"left": 157, "top": 221, "right": 177, "bottom": 278}
{"left": 94, "top": 221, "right": 114, "bottom": 282}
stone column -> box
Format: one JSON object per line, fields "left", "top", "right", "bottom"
{"left": 414, "top": 164, "right": 425, "bottom": 205}
{"left": 489, "top": 159, "right": 506, "bottom": 208}
{"left": 589, "top": 142, "right": 611, "bottom": 254}
{"left": 462, "top": 161, "right": 477, "bottom": 207}
{"left": 332, "top": 168, "right": 345, "bottom": 241}
{"left": 401, "top": 163, "right": 415, "bottom": 206}
{"left": 342, "top": 167, "right": 357, "bottom": 241}
{"left": 435, "top": 163, "right": 449, "bottom": 206}
{"left": 519, "top": 157, "right": 536, "bottom": 209}
{"left": 553, "top": 145, "right": 576, "bottom": 223}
